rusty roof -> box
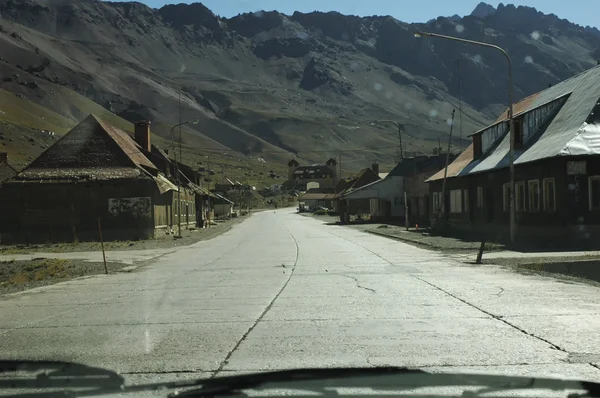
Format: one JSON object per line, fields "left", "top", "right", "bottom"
{"left": 18, "top": 114, "right": 157, "bottom": 181}
{"left": 95, "top": 116, "right": 156, "bottom": 171}
{"left": 426, "top": 144, "right": 474, "bottom": 182}
{"left": 493, "top": 92, "right": 541, "bottom": 123}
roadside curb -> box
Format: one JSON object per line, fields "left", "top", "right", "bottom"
{"left": 365, "top": 229, "right": 440, "bottom": 250}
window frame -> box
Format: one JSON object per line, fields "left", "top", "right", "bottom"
{"left": 528, "top": 179, "right": 540, "bottom": 212}
{"left": 589, "top": 176, "right": 600, "bottom": 211}
{"left": 515, "top": 181, "right": 526, "bottom": 213}
{"left": 463, "top": 189, "right": 469, "bottom": 213}
{"left": 450, "top": 189, "right": 462, "bottom": 214}
{"left": 503, "top": 183, "right": 510, "bottom": 212}
{"left": 543, "top": 177, "right": 556, "bottom": 212}
{"left": 476, "top": 186, "right": 484, "bottom": 208}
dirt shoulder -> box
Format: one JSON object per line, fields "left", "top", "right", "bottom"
{"left": 0, "top": 258, "right": 128, "bottom": 295}
{"left": 0, "top": 213, "right": 253, "bottom": 255}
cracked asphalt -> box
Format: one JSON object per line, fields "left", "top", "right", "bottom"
{"left": 2, "top": 209, "right": 600, "bottom": 385}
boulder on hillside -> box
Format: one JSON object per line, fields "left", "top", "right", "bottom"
{"left": 300, "top": 57, "right": 353, "bottom": 95}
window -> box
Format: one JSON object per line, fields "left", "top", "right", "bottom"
{"left": 516, "top": 182, "right": 526, "bottom": 212}
{"left": 462, "top": 189, "right": 469, "bottom": 212}
{"left": 514, "top": 119, "right": 523, "bottom": 146}
{"left": 528, "top": 180, "right": 540, "bottom": 212}
{"left": 543, "top": 178, "right": 556, "bottom": 212}
{"left": 476, "top": 187, "right": 484, "bottom": 208}
{"left": 433, "top": 192, "right": 444, "bottom": 213}
{"left": 589, "top": 176, "right": 600, "bottom": 210}
{"left": 450, "top": 190, "right": 462, "bottom": 213}
{"left": 503, "top": 183, "right": 510, "bottom": 212}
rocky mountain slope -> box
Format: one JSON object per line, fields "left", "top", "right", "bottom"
{"left": 0, "top": 0, "right": 598, "bottom": 170}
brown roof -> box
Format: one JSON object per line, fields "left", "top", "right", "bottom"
{"left": 494, "top": 92, "right": 541, "bottom": 123}
{"left": 95, "top": 116, "right": 156, "bottom": 170}
{"left": 18, "top": 114, "right": 157, "bottom": 181}
{"left": 426, "top": 144, "right": 474, "bottom": 182}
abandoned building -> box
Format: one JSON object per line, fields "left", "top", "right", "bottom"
{"left": 0, "top": 115, "right": 197, "bottom": 242}
{"left": 427, "top": 64, "right": 600, "bottom": 244}
{"left": 284, "top": 158, "right": 338, "bottom": 191}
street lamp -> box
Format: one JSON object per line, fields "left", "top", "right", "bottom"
{"left": 370, "top": 120, "right": 404, "bottom": 161}
{"left": 414, "top": 31, "right": 516, "bottom": 244}
{"left": 169, "top": 119, "right": 199, "bottom": 237}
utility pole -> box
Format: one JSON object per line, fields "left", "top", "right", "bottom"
{"left": 178, "top": 87, "right": 182, "bottom": 237}
{"left": 414, "top": 30, "right": 515, "bottom": 244}
{"left": 457, "top": 59, "right": 464, "bottom": 152}
{"left": 436, "top": 109, "right": 456, "bottom": 233}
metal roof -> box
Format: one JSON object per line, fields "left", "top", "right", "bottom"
{"left": 470, "top": 65, "right": 600, "bottom": 174}
{"left": 426, "top": 144, "right": 474, "bottom": 182}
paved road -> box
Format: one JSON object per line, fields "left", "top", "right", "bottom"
{"left": 2, "top": 209, "right": 600, "bottom": 385}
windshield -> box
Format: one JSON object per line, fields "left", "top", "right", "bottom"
{"left": 0, "top": 0, "right": 599, "bottom": 396}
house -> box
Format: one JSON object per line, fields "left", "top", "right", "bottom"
{"left": 0, "top": 153, "right": 17, "bottom": 184}
{"left": 214, "top": 178, "right": 236, "bottom": 193}
{"left": 212, "top": 193, "right": 235, "bottom": 218}
{"left": 337, "top": 165, "right": 381, "bottom": 217}
{"left": 0, "top": 115, "right": 195, "bottom": 242}
{"left": 340, "top": 156, "right": 451, "bottom": 223}
{"left": 298, "top": 187, "right": 336, "bottom": 210}
{"left": 284, "top": 158, "right": 338, "bottom": 191}
{"left": 426, "top": 64, "right": 600, "bottom": 244}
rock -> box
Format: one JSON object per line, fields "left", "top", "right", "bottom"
{"left": 253, "top": 37, "right": 314, "bottom": 59}
{"left": 470, "top": 2, "right": 496, "bottom": 18}
{"left": 300, "top": 57, "right": 353, "bottom": 95}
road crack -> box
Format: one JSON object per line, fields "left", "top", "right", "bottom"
{"left": 212, "top": 220, "right": 300, "bottom": 378}
{"left": 415, "top": 276, "right": 567, "bottom": 352}
{"left": 343, "top": 275, "right": 376, "bottom": 293}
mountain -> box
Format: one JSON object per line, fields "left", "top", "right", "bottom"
{"left": 0, "top": 0, "right": 598, "bottom": 172}
{"left": 471, "top": 2, "right": 497, "bottom": 18}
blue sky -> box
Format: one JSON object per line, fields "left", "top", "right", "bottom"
{"left": 124, "top": 1, "right": 597, "bottom": 28}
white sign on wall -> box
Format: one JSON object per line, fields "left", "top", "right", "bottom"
{"left": 108, "top": 197, "right": 151, "bottom": 218}
{"left": 567, "top": 161, "right": 586, "bottom": 175}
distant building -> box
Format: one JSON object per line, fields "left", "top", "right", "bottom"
{"left": 341, "top": 156, "right": 451, "bottom": 224}
{"left": 284, "top": 158, "right": 337, "bottom": 191}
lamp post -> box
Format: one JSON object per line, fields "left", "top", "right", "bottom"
{"left": 370, "top": 120, "right": 404, "bottom": 161}
{"left": 169, "top": 119, "right": 199, "bottom": 237}
{"left": 414, "top": 31, "right": 515, "bottom": 244}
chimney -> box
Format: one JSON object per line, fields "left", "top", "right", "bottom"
{"left": 134, "top": 121, "right": 151, "bottom": 152}
{"left": 0, "top": 152, "right": 7, "bottom": 164}
{"left": 371, "top": 162, "right": 379, "bottom": 175}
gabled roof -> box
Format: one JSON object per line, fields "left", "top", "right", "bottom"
{"left": 428, "top": 64, "right": 600, "bottom": 181}
{"left": 18, "top": 114, "right": 157, "bottom": 180}
{"left": 341, "top": 168, "right": 380, "bottom": 194}
{"left": 390, "top": 154, "right": 451, "bottom": 178}
{"left": 472, "top": 65, "right": 600, "bottom": 174}
{"left": 0, "top": 161, "right": 17, "bottom": 183}
{"left": 426, "top": 145, "right": 474, "bottom": 182}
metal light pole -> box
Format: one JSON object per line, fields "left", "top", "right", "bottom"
{"left": 169, "top": 119, "right": 199, "bottom": 237}
{"left": 414, "top": 31, "right": 515, "bottom": 244}
{"left": 371, "top": 120, "right": 404, "bottom": 161}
